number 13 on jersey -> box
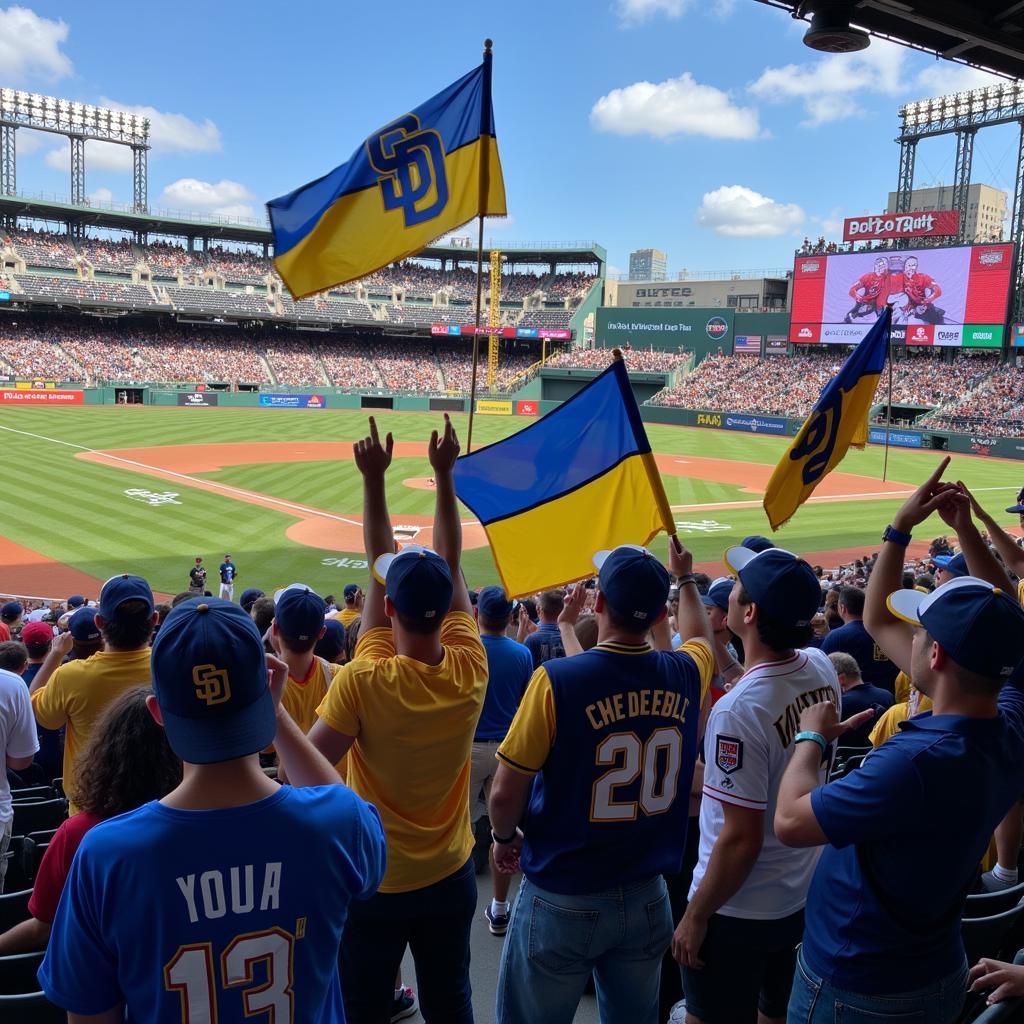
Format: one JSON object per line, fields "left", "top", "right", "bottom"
{"left": 164, "top": 926, "right": 295, "bottom": 1022}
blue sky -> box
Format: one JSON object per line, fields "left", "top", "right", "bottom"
{"left": 1, "top": 1, "right": 1017, "bottom": 274}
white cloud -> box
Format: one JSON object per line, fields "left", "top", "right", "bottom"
{"left": 159, "top": 178, "right": 255, "bottom": 219}
{"left": 616, "top": 0, "right": 690, "bottom": 24}
{"left": 0, "top": 6, "right": 72, "bottom": 83}
{"left": 99, "top": 97, "right": 221, "bottom": 153}
{"left": 591, "top": 72, "right": 760, "bottom": 140}
{"left": 15, "top": 130, "right": 43, "bottom": 155}
{"left": 88, "top": 187, "right": 113, "bottom": 204}
{"left": 813, "top": 206, "right": 845, "bottom": 237}
{"left": 44, "top": 138, "right": 133, "bottom": 173}
{"left": 696, "top": 185, "right": 805, "bottom": 237}
{"left": 916, "top": 62, "right": 1003, "bottom": 97}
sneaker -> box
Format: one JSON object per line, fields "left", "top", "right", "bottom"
{"left": 980, "top": 868, "right": 1018, "bottom": 892}
{"left": 667, "top": 1000, "right": 687, "bottom": 1023}
{"left": 485, "top": 902, "right": 510, "bottom": 936}
{"left": 391, "top": 986, "right": 417, "bottom": 1022}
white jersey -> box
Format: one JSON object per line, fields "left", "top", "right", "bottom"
{"left": 689, "top": 646, "right": 840, "bottom": 920}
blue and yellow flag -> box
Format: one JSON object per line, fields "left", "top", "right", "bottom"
{"left": 453, "top": 359, "right": 675, "bottom": 598}
{"left": 764, "top": 307, "right": 891, "bottom": 530}
{"left": 267, "top": 61, "right": 506, "bottom": 300}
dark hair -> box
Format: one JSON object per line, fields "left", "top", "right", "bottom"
{"left": 604, "top": 601, "right": 654, "bottom": 637}
{"left": 171, "top": 591, "right": 195, "bottom": 608}
{"left": 71, "top": 637, "right": 104, "bottom": 661}
{"left": 736, "top": 585, "right": 813, "bottom": 652}
{"left": 250, "top": 597, "right": 276, "bottom": 637}
{"left": 70, "top": 687, "right": 182, "bottom": 817}
{"left": 0, "top": 640, "right": 27, "bottom": 672}
{"left": 479, "top": 611, "right": 511, "bottom": 633}
{"left": 927, "top": 632, "right": 1003, "bottom": 698}
{"left": 838, "top": 586, "right": 865, "bottom": 617}
{"left": 914, "top": 573, "right": 935, "bottom": 592}
{"left": 277, "top": 630, "right": 318, "bottom": 656}
{"left": 539, "top": 591, "right": 565, "bottom": 618}
{"left": 100, "top": 600, "right": 154, "bottom": 650}
{"left": 154, "top": 603, "right": 172, "bottom": 625}
{"left": 693, "top": 572, "right": 712, "bottom": 596}
{"left": 345, "top": 617, "right": 362, "bottom": 661}
{"left": 24, "top": 636, "right": 50, "bottom": 660}
{"left": 396, "top": 611, "right": 444, "bottom": 636}
{"left": 575, "top": 614, "right": 599, "bottom": 650}
{"left": 324, "top": 595, "right": 335, "bottom": 607}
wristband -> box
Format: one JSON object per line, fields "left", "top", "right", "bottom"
{"left": 491, "top": 828, "right": 518, "bottom": 845}
{"left": 676, "top": 574, "right": 697, "bottom": 587}
{"left": 794, "top": 731, "right": 827, "bottom": 755}
{"left": 882, "top": 524, "right": 912, "bottom": 547}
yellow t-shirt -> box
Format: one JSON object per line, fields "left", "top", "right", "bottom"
{"left": 281, "top": 657, "right": 342, "bottom": 736}
{"left": 315, "top": 611, "right": 487, "bottom": 893}
{"left": 331, "top": 608, "right": 360, "bottom": 628}
{"left": 869, "top": 691, "right": 934, "bottom": 748}
{"left": 498, "top": 640, "right": 714, "bottom": 774}
{"left": 31, "top": 649, "right": 152, "bottom": 814}
{"left": 1018, "top": 579, "right": 1024, "bottom": 607}
{"left": 893, "top": 670, "right": 912, "bottom": 704}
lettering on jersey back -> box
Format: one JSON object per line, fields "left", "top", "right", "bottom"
{"left": 177, "top": 863, "right": 282, "bottom": 924}
{"left": 585, "top": 689, "right": 690, "bottom": 731}
{"left": 772, "top": 686, "right": 838, "bottom": 748}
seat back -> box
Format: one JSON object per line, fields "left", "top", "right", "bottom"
{"left": 0, "top": 837, "right": 35, "bottom": 892}
{"left": 0, "top": 951, "right": 44, "bottom": 995}
{"left": 0, "top": 889, "right": 32, "bottom": 933}
{"left": 11, "top": 800, "right": 66, "bottom": 837}
{"left": 10, "top": 786, "right": 54, "bottom": 803}
{"left": 962, "top": 900, "right": 1024, "bottom": 967}
{"left": 966, "top": 882, "right": 1024, "bottom": 919}
{"left": 0, "top": 990, "right": 67, "bottom": 1023}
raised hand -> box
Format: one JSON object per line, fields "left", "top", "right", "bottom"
{"left": 353, "top": 417, "right": 394, "bottom": 479}
{"left": 798, "top": 699, "right": 875, "bottom": 744}
{"left": 936, "top": 487, "right": 973, "bottom": 535}
{"left": 668, "top": 535, "right": 693, "bottom": 578}
{"left": 558, "top": 582, "right": 588, "bottom": 627}
{"left": 892, "top": 456, "right": 958, "bottom": 532}
{"left": 428, "top": 413, "right": 461, "bottom": 475}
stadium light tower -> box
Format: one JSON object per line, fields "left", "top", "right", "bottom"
{"left": 0, "top": 89, "right": 151, "bottom": 217}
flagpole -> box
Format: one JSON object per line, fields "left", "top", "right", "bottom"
{"left": 882, "top": 305, "right": 894, "bottom": 483}
{"left": 466, "top": 37, "right": 494, "bottom": 454}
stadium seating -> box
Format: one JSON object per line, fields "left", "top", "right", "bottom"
{"left": 0, "top": 890, "right": 31, "bottom": 933}
{"left": 3, "top": 229, "right": 77, "bottom": 271}
{"left": 0, "top": 991, "right": 66, "bottom": 1023}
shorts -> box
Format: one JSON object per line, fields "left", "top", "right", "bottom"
{"left": 681, "top": 908, "right": 804, "bottom": 1023}
{"left": 469, "top": 740, "right": 500, "bottom": 823}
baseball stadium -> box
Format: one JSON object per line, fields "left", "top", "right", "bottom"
{"left": 6, "top": 3, "right": 1024, "bottom": 1024}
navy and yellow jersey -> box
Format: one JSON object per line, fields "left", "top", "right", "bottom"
{"left": 498, "top": 638, "right": 712, "bottom": 895}
{"left": 39, "top": 786, "right": 385, "bottom": 1022}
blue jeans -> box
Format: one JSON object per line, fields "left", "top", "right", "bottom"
{"left": 496, "top": 874, "right": 672, "bottom": 1024}
{"left": 788, "top": 947, "right": 968, "bottom": 1023}
{"left": 339, "top": 856, "right": 476, "bottom": 1024}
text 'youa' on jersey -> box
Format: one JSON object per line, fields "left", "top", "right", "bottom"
{"left": 39, "top": 786, "right": 386, "bottom": 1023}
{"left": 498, "top": 638, "right": 713, "bottom": 895}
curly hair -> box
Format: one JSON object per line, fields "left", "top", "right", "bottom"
{"left": 70, "top": 687, "right": 182, "bottom": 818}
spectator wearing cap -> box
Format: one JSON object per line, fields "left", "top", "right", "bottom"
{"left": 472, "top": 585, "right": 532, "bottom": 936}
{"left": 332, "top": 584, "right": 363, "bottom": 628}
{"left": 675, "top": 546, "right": 841, "bottom": 1024}
{"left": 742, "top": 534, "right": 776, "bottom": 554}
{"left": 776, "top": 462, "right": 1024, "bottom": 1023}
{"left": 187, "top": 557, "right": 207, "bottom": 595}
{"left": 271, "top": 585, "right": 338, "bottom": 736}
{"left": 0, "top": 665, "right": 38, "bottom": 887}
{"left": 829, "top": 652, "right": 893, "bottom": 748}
{"left": 19, "top": 622, "right": 64, "bottom": 782}
{"left": 491, "top": 540, "right": 715, "bottom": 1024}
{"left": 315, "top": 618, "right": 346, "bottom": 664}
{"left": 239, "top": 587, "right": 265, "bottom": 615}
{"left": 30, "top": 575, "right": 157, "bottom": 812}
{"left": 66, "top": 595, "right": 85, "bottom": 612}
{"left": 524, "top": 590, "right": 566, "bottom": 670}
{"left": 309, "top": 416, "right": 487, "bottom": 1024}
{"left": 39, "top": 597, "right": 386, "bottom": 1021}
{"left": 932, "top": 552, "right": 968, "bottom": 587}
{"left": 0, "top": 601, "right": 22, "bottom": 642}
{"left": 67, "top": 605, "right": 103, "bottom": 661}
{"left": 700, "top": 576, "right": 744, "bottom": 699}
{"left": 820, "top": 586, "right": 900, "bottom": 694}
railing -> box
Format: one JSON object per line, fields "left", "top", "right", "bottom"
{"left": 609, "top": 268, "right": 791, "bottom": 282}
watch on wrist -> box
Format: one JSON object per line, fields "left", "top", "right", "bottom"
{"left": 882, "top": 524, "right": 912, "bottom": 547}
{"left": 491, "top": 827, "right": 517, "bottom": 845}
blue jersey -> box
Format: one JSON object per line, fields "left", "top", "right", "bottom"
{"left": 220, "top": 562, "right": 237, "bottom": 584}
{"left": 524, "top": 623, "right": 565, "bottom": 670}
{"left": 498, "top": 639, "right": 712, "bottom": 894}
{"left": 476, "top": 635, "right": 533, "bottom": 741}
{"left": 39, "top": 786, "right": 386, "bottom": 1023}
{"left": 820, "top": 620, "right": 899, "bottom": 693}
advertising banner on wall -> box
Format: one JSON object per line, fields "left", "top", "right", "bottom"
{"left": 722, "top": 413, "right": 787, "bottom": 435}
{"left": 765, "top": 335, "right": 789, "bottom": 354}
{"left": 868, "top": 427, "right": 923, "bottom": 448}
{"left": 177, "top": 392, "right": 219, "bottom": 407}
{"left": 258, "top": 393, "right": 327, "bottom": 408}
{"left": 596, "top": 308, "right": 735, "bottom": 353}
{"left": 475, "top": 399, "right": 513, "bottom": 416}
{"left": 843, "top": 210, "right": 960, "bottom": 242}
{"left": 0, "top": 389, "right": 83, "bottom": 404}
{"left": 516, "top": 400, "right": 539, "bottom": 416}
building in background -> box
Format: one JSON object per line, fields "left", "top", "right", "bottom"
{"left": 629, "top": 248, "right": 668, "bottom": 281}
{"left": 883, "top": 183, "right": 1007, "bottom": 243}
{"left": 606, "top": 271, "right": 791, "bottom": 311}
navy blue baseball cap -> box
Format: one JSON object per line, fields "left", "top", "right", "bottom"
{"left": 593, "top": 544, "right": 670, "bottom": 624}
{"left": 742, "top": 535, "right": 776, "bottom": 554}
{"left": 1, "top": 601, "right": 22, "bottom": 620}
{"left": 151, "top": 598, "right": 274, "bottom": 764}
{"left": 478, "top": 586, "right": 513, "bottom": 620}
{"left": 343, "top": 584, "right": 360, "bottom": 600}
{"left": 66, "top": 595, "right": 85, "bottom": 609}
{"left": 274, "top": 584, "right": 327, "bottom": 642}
{"left": 373, "top": 545, "right": 453, "bottom": 623}
{"left": 932, "top": 553, "right": 968, "bottom": 578}
{"left": 1006, "top": 488, "right": 1024, "bottom": 514}
{"left": 68, "top": 606, "right": 101, "bottom": 643}
{"left": 314, "top": 618, "right": 346, "bottom": 662}
{"left": 887, "top": 577, "right": 1024, "bottom": 680}
{"left": 239, "top": 588, "right": 264, "bottom": 612}
{"left": 724, "top": 546, "right": 821, "bottom": 626}
{"left": 98, "top": 575, "right": 154, "bottom": 620}
{"left": 701, "top": 577, "right": 733, "bottom": 612}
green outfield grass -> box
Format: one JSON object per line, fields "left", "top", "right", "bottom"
{"left": 0, "top": 404, "right": 1020, "bottom": 599}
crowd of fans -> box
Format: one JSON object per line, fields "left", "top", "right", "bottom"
{"left": 547, "top": 346, "right": 688, "bottom": 373}
{"left": 921, "top": 363, "right": 1024, "bottom": 437}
